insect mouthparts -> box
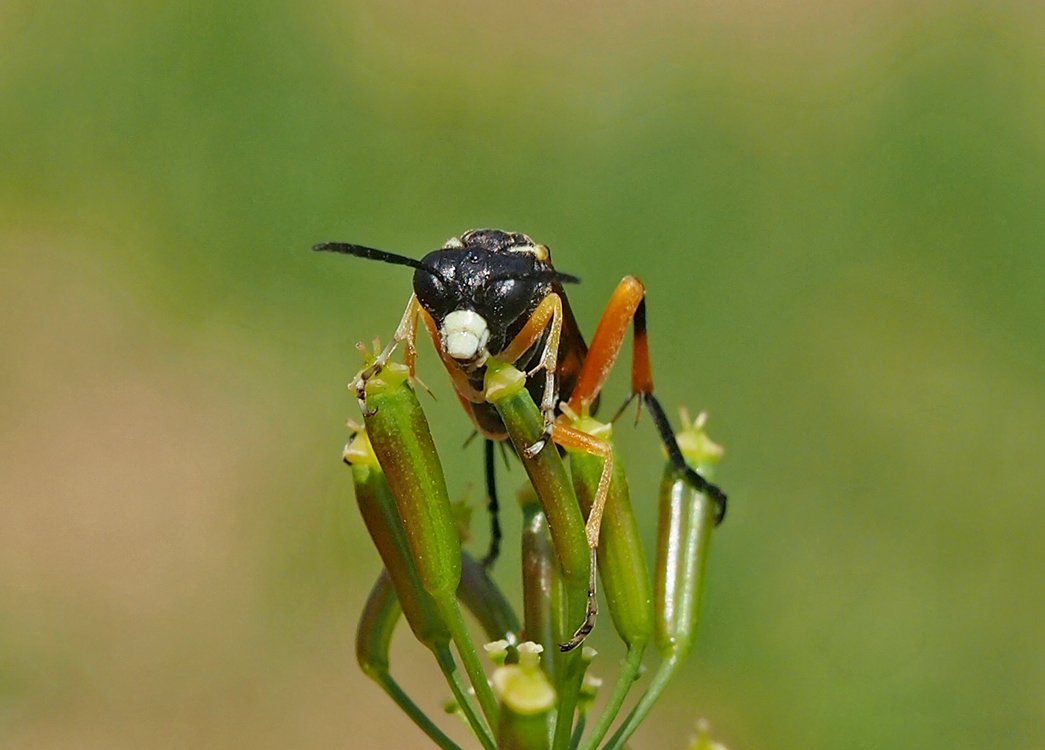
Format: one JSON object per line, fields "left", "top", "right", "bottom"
{"left": 441, "top": 310, "right": 490, "bottom": 361}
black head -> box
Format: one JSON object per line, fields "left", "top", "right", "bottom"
{"left": 313, "top": 229, "right": 578, "bottom": 364}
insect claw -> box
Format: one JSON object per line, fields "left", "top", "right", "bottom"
{"left": 411, "top": 373, "right": 434, "bottom": 399}
{"left": 633, "top": 392, "right": 645, "bottom": 427}
{"left": 355, "top": 394, "right": 377, "bottom": 418}
{"left": 559, "top": 553, "right": 598, "bottom": 651}
{"left": 526, "top": 362, "right": 545, "bottom": 378}
{"left": 610, "top": 392, "right": 639, "bottom": 424}
{"left": 524, "top": 410, "right": 555, "bottom": 458}
{"left": 558, "top": 619, "right": 594, "bottom": 652}
{"left": 682, "top": 464, "right": 727, "bottom": 524}
{"left": 523, "top": 436, "right": 547, "bottom": 458}
{"left": 709, "top": 483, "right": 728, "bottom": 525}
{"left": 352, "top": 382, "right": 376, "bottom": 417}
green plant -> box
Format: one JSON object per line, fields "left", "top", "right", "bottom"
{"left": 342, "top": 355, "right": 725, "bottom": 750}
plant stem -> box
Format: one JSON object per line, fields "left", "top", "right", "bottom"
{"left": 484, "top": 360, "right": 591, "bottom": 750}
{"left": 600, "top": 653, "right": 682, "bottom": 750}
{"left": 356, "top": 572, "right": 465, "bottom": 750}
{"left": 577, "top": 644, "right": 644, "bottom": 750}
{"left": 434, "top": 647, "right": 497, "bottom": 750}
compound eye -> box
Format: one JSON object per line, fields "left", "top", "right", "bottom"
{"left": 413, "top": 269, "right": 447, "bottom": 314}
{"left": 488, "top": 278, "right": 534, "bottom": 325}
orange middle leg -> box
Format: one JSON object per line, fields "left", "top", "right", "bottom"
{"left": 549, "top": 276, "right": 651, "bottom": 560}
{"left": 498, "top": 293, "right": 564, "bottom": 455}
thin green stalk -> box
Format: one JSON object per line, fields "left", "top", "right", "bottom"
{"left": 439, "top": 596, "right": 502, "bottom": 733}
{"left": 601, "top": 653, "right": 684, "bottom": 750}
{"left": 356, "top": 571, "right": 464, "bottom": 750}
{"left": 568, "top": 712, "right": 587, "bottom": 750}
{"left": 372, "top": 672, "right": 464, "bottom": 750}
{"left": 433, "top": 647, "right": 497, "bottom": 750}
{"left": 578, "top": 645, "right": 644, "bottom": 750}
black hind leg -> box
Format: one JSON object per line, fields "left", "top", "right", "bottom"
{"left": 480, "top": 439, "right": 503, "bottom": 568}
{"left": 643, "top": 393, "right": 728, "bottom": 524}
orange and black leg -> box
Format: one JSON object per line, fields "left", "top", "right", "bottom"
{"left": 552, "top": 276, "right": 728, "bottom": 649}
{"left": 567, "top": 275, "right": 727, "bottom": 525}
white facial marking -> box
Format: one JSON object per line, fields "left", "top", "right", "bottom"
{"left": 443, "top": 236, "right": 464, "bottom": 248}
{"left": 506, "top": 244, "right": 535, "bottom": 254}
{"left": 442, "top": 310, "right": 490, "bottom": 360}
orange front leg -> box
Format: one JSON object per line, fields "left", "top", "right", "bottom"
{"left": 351, "top": 294, "right": 424, "bottom": 413}
{"left": 499, "top": 292, "right": 564, "bottom": 455}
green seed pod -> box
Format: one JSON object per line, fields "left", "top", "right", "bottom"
{"left": 363, "top": 362, "right": 461, "bottom": 599}
{"left": 520, "top": 492, "right": 566, "bottom": 683}
{"left": 352, "top": 362, "right": 500, "bottom": 740}
{"left": 355, "top": 569, "right": 400, "bottom": 680}
{"left": 654, "top": 412, "right": 723, "bottom": 659}
{"left": 345, "top": 429, "right": 449, "bottom": 648}
{"left": 600, "top": 414, "right": 726, "bottom": 750}
{"left": 568, "top": 415, "right": 654, "bottom": 651}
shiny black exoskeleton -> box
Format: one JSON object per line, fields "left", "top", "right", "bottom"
{"left": 412, "top": 229, "right": 570, "bottom": 357}
{"left": 313, "top": 229, "right": 591, "bottom": 569}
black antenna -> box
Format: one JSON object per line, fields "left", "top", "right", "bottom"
{"left": 544, "top": 270, "right": 581, "bottom": 285}
{"left": 313, "top": 242, "right": 447, "bottom": 282}
{"left": 492, "top": 269, "right": 582, "bottom": 285}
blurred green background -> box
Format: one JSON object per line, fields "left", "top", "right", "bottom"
{"left": 2, "top": 2, "right": 1042, "bottom": 748}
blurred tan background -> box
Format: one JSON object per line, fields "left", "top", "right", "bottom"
{"left": 2, "top": 2, "right": 1043, "bottom": 748}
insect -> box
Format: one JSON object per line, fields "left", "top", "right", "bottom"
{"left": 315, "top": 229, "right": 727, "bottom": 643}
